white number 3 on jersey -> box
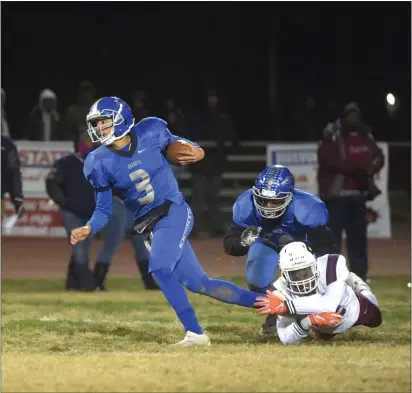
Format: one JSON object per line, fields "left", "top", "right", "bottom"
{"left": 129, "top": 169, "right": 155, "bottom": 205}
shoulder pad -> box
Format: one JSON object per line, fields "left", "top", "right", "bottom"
{"left": 136, "top": 117, "right": 167, "bottom": 132}
{"left": 293, "top": 193, "right": 328, "bottom": 227}
{"left": 134, "top": 117, "right": 168, "bottom": 143}
{"left": 233, "top": 189, "right": 258, "bottom": 228}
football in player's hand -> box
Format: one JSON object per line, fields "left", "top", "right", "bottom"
{"left": 166, "top": 140, "right": 193, "bottom": 166}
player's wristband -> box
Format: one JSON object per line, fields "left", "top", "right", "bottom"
{"left": 293, "top": 318, "right": 310, "bottom": 337}
{"left": 284, "top": 299, "right": 296, "bottom": 314}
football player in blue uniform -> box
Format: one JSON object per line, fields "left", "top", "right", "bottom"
{"left": 70, "top": 97, "right": 266, "bottom": 346}
{"left": 223, "top": 165, "right": 337, "bottom": 336}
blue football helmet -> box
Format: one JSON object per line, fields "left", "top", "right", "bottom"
{"left": 86, "top": 96, "right": 135, "bottom": 145}
{"left": 253, "top": 165, "right": 295, "bottom": 219}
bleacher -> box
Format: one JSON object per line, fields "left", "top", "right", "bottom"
{"left": 175, "top": 140, "right": 411, "bottom": 227}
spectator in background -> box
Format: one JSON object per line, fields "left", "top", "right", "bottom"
{"left": 1, "top": 88, "right": 10, "bottom": 137}
{"left": 317, "top": 102, "right": 384, "bottom": 281}
{"left": 46, "top": 132, "right": 158, "bottom": 291}
{"left": 187, "top": 89, "right": 237, "bottom": 237}
{"left": 163, "top": 96, "right": 186, "bottom": 136}
{"left": 325, "top": 97, "right": 340, "bottom": 123}
{"left": 293, "top": 94, "right": 323, "bottom": 141}
{"left": 131, "top": 90, "right": 149, "bottom": 123}
{"left": 63, "top": 81, "right": 96, "bottom": 143}
{"left": 1, "top": 135, "right": 24, "bottom": 222}
{"left": 24, "top": 89, "right": 61, "bottom": 141}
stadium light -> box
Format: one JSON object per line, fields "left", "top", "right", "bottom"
{"left": 386, "top": 93, "right": 396, "bottom": 106}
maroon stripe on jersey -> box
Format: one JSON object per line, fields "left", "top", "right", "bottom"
{"left": 326, "top": 254, "right": 339, "bottom": 285}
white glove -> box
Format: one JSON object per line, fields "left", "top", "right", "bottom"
{"left": 240, "top": 226, "right": 262, "bottom": 247}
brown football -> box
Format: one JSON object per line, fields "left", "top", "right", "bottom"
{"left": 165, "top": 140, "right": 192, "bottom": 165}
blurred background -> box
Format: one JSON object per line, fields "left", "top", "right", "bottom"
{"left": 1, "top": 1, "right": 410, "bottom": 240}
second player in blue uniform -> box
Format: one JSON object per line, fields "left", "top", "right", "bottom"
{"left": 70, "top": 96, "right": 266, "bottom": 346}
{"left": 223, "top": 165, "right": 338, "bottom": 336}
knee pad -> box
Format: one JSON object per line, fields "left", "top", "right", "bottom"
{"left": 151, "top": 267, "right": 173, "bottom": 286}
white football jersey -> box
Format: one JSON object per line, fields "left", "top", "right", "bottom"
{"left": 273, "top": 254, "right": 360, "bottom": 344}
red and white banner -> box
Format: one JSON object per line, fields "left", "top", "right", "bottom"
{"left": 3, "top": 196, "right": 66, "bottom": 237}
{"left": 2, "top": 141, "right": 74, "bottom": 237}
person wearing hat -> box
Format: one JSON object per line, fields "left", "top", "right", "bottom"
{"left": 63, "top": 81, "right": 97, "bottom": 143}
{"left": 24, "top": 88, "right": 61, "bottom": 141}
{"left": 186, "top": 89, "right": 237, "bottom": 237}
{"left": 317, "top": 102, "right": 385, "bottom": 281}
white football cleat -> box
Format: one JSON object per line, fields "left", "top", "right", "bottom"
{"left": 347, "top": 272, "right": 371, "bottom": 294}
{"left": 171, "top": 331, "right": 211, "bottom": 346}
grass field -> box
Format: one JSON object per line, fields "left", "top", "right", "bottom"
{"left": 2, "top": 275, "right": 411, "bottom": 392}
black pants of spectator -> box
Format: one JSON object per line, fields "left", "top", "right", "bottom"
{"left": 326, "top": 196, "right": 368, "bottom": 280}
{"left": 191, "top": 174, "right": 223, "bottom": 236}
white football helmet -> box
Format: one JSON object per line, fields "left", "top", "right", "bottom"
{"left": 279, "top": 242, "right": 319, "bottom": 295}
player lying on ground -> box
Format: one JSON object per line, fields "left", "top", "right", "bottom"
{"left": 253, "top": 242, "right": 382, "bottom": 344}
{"left": 223, "top": 165, "right": 338, "bottom": 336}
{"left": 70, "top": 96, "right": 267, "bottom": 346}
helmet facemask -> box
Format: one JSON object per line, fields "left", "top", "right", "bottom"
{"left": 282, "top": 262, "right": 319, "bottom": 296}
{"left": 252, "top": 187, "right": 293, "bottom": 219}
{"left": 86, "top": 105, "right": 132, "bottom": 146}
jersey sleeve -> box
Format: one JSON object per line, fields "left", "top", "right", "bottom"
{"left": 83, "top": 153, "right": 112, "bottom": 236}
{"left": 141, "top": 117, "right": 199, "bottom": 151}
{"left": 285, "top": 255, "right": 348, "bottom": 315}
{"left": 296, "top": 198, "right": 329, "bottom": 228}
{"left": 276, "top": 316, "right": 309, "bottom": 345}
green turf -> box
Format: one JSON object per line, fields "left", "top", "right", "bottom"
{"left": 2, "top": 275, "right": 411, "bottom": 392}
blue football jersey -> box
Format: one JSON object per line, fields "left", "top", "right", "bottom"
{"left": 233, "top": 188, "right": 328, "bottom": 246}
{"left": 84, "top": 117, "right": 193, "bottom": 235}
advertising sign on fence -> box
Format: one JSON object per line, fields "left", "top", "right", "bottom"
{"left": 2, "top": 141, "right": 74, "bottom": 237}
{"left": 266, "top": 143, "right": 391, "bottom": 238}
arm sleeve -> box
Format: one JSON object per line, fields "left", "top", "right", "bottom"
{"left": 6, "top": 141, "right": 24, "bottom": 201}
{"left": 317, "top": 134, "right": 358, "bottom": 174}
{"left": 285, "top": 256, "right": 349, "bottom": 315}
{"left": 276, "top": 316, "right": 309, "bottom": 345}
{"left": 367, "top": 132, "right": 385, "bottom": 174}
{"left": 45, "top": 160, "right": 67, "bottom": 207}
{"left": 307, "top": 225, "right": 338, "bottom": 256}
{"left": 223, "top": 222, "right": 249, "bottom": 256}
{"left": 83, "top": 154, "right": 112, "bottom": 236}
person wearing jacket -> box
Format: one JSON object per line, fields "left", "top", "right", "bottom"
{"left": 45, "top": 132, "right": 158, "bottom": 291}
{"left": 1, "top": 135, "right": 24, "bottom": 221}
{"left": 317, "top": 102, "right": 385, "bottom": 281}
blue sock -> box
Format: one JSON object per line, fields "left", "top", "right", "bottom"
{"left": 152, "top": 267, "right": 203, "bottom": 334}
{"left": 200, "top": 278, "right": 261, "bottom": 308}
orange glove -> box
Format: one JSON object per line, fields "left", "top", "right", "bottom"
{"left": 254, "top": 290, "right": 289, "bottom": 315}
{"left": 309, "top": 312, "right": 342, "bottom": 327}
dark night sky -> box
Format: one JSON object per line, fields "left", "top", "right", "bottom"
{"left": 2, "top": 2, "right": 411, "bottom": 140}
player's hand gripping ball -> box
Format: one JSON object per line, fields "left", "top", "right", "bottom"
{"left": 166, "top": 140, "right": 204, "bottom": 166}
